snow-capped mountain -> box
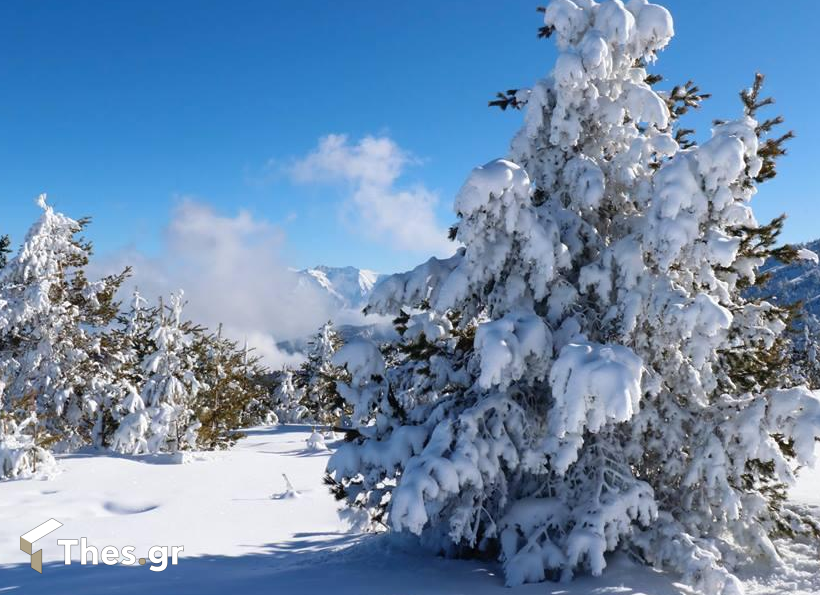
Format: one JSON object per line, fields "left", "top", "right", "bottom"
{"left": 277, "top": 265, "right": 395, "bottom": 354}
{"left": 295, "top": 265, "right": 384, "bottom": 310}
{"left": 752, "top": 239, "right": 820, "bottom": 322}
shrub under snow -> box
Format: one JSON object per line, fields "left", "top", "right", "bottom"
{"left": 0, "top": 416, "right": 57, "bottom": 480}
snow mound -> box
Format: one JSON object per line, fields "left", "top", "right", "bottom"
{"left": 305, "top": 431, "right": 328, "bottom": 452}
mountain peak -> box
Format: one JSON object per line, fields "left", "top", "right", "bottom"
{"left": 296, "top": 265, "right": 385, "bottom": 309}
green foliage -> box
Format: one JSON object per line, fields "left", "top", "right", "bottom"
{"left": 741, "top": 73, "right": 795, "bottom": 184}
{"left": 715, "top": 74, "right": 820, "bottom": 541}
{"left": 488, "top": 89, "right": 524, "bottom": 111}
{"left": 193, "top": 327, "right": 270, "bottom": 450}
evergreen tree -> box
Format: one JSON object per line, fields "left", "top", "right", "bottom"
{"left": 193, "top": 326, "right": 270, "bottom": 449}
{"left": 241, "top": 371, "right": 280, "bottom": 427}
{"left": 0, "top": 195, "right": 127, "bottom": 456}
{"left": 0, "top": 234, "right": 10, "bottom": 270}
{"left": 0, "top": 202, "right": 276, "bottom": 463}
{"left": 110, "top": 296, "right": 273, "bottom": 452}
{"left": 326, "top": 3, "right": 820, "bottom": 593}
{"left": 109, "top": 289, "right": 155, "bottom": 454}
{"left": 294, "top": 321, "right": 349, "bottom": 426}
{"left": 271, "top": 368, "right": 306, "bottom": 424}
{"left": 139, "top": 292, "right": 202, "bottom": 453}
{"left": 796, "top": 316, "right": 820, "bottom": 388}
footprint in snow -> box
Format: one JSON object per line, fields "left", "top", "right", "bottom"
{"left": 103, "top": 501, "right": 159, "bottom": 515}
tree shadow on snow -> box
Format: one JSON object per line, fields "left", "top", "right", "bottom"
{"left": 257, "top": 448, "right": 332, "bottom": 458}
{"left": 58, "top": 449, "right": 191, "bottom": 466}
{"left": 55, "top": 425, "right": 322, "bottom": 466}
{"left": 242, "top": 424, "right": 319, "bottom": 437}
{"left": 0, "top": 532, "right": 690, "bottom": 595}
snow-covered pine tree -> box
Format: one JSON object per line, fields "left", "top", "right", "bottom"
{"left": 0, "top": 233, "right": 45, "bottom": 478}
{"left": 794, "top": 315, "right": 820, "bottom": 388}
{"left": 327, "top": 2, "right": 820, "bottom": 593}
{"left": 0, "top": 195, "right": 128, "bottom": 459}
{"left": 139, "top": 292, "right": 202, "bottom": 453}
{"left": 241, "top": 373, "right": 281, "bottom": 427}
{"left": 109, "top": 289, "right": 155, "bottom": 454}
{"left": 295, "top": 321, "right": 349, "bottom": 426}
{"left": 0, "top": 234, "right": 10, "bottom": 269}
{"left": 0, "top": 231, "right": 52, "bottom": 478}
{"left": 193, "top": 325, "right": 270, "bottom": 449}
{"left": 271, "top": 368, "right": 306, "bottom": 424}
{"left": 325, "top": 309, "right": 473, "bottom": 531}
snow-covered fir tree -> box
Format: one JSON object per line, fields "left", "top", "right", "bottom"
{"left": 109, "top": 289, "right": 155, "bottom": 454}
{"left": 295, "top": 321, "right": 349, "bottom": 426}
{"left": 138, "top": 292, "right": 202, "bottom": 453}
{"left": 0, "top": 232, "right": 55, "bottom": 479}
{"left": 326, "top": 2, "right": 820, "bottom": 593}
{"left": 798, "top": 317, "right": 820, "bottom": 387}
{"left": 271, "top": 368, "right": 306, "bottom": 424}
{"left": 265, "top": 321, "right": 350, "bottom": 426}
{"left": 241, "top": 372, "right": 281, "bottom": 427}
{"left": 0, "top": 234, "right": 10, "bottom": 269}
{"left": 0, "top": 195, "right": 127, "bottom": 461}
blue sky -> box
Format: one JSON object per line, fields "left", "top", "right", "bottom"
{"left": 0, "top": 0, "right": 817, "bottom": 274}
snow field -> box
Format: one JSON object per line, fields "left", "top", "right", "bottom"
{"left": 1, "top": 427, "right": 817, "bottom": 594}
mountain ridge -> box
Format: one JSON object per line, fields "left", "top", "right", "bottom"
{"left": 750, "top": 238, "right": 820, "bottom": 324}
{"left": 294, "top": 265, "right": 385, "bottom": 310}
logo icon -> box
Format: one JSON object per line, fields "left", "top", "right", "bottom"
{"left": 20, "top": 518, "right": 63, "bottom": 573}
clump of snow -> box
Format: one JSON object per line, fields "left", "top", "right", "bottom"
{"left": 474, "top": 309, "right": 551, "bottom": 390}
{"left": 797, "top": 248, "right": 819, "bottom": 264}
{"left": 305, "top": 430, "right": 328, "bottom": 452}
{"left": 403, "top": 311, "right": 453, "bottom": 343}
{"left": 545, "top": 341, "right": 644, "bottom": 473}
{"left": 271, "top": 473, "right": 301, "bottom": 499}
{"left": 332, "top": 339, "right": 385, "bottom": 385}
{"left": 331, "top": 338, "right": 386, "bottom": 423}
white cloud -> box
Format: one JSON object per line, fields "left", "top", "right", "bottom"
{"left": 288, "top": 134, "right": 454, "bottom": 257}
{"left": 93, "top": 199, "right": 334, "bottom": 369}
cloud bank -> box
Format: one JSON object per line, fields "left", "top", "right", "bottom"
{"left": 95, "top": 200, "right": 335, "bottom": 368}
{"left": 288, "top": 134, "right": 454, "bottom": 257}
{"left": 90, "top": 134, "right": 453, "bottom": 368}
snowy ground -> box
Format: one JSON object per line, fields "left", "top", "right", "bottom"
{"left": 1, "top": 426, "right": 817, "bottom": 595}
